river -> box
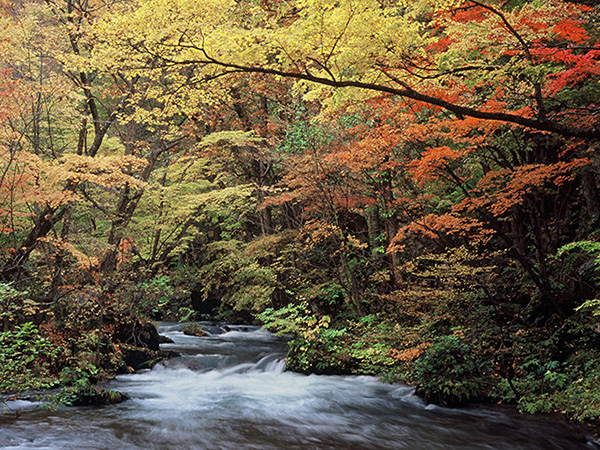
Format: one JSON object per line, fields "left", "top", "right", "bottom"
{"left": 0, "top": 322, "right": 596, "bottom": 449}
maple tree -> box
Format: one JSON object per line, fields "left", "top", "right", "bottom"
{"left": 0, "top": 0, "right": 121, "bottom": 281}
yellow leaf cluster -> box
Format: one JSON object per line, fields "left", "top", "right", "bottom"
{"left": 53, "top": 154, "right": 148, "bottom": 190}
{"left": 38, "top": 236, "right": 99, "bottom": 271}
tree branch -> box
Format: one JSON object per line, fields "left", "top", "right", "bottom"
{"left": 181, "top": 56, "right": 599, "bottom": 139}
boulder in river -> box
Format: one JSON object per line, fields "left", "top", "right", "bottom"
{"left": 182, "top": 323, "right": 208, "bottom": 337}
{"left": 119, "top": 344, "right": 159, "bottom": 371}
{"left": 158, "top": 334, "right": 175, "bottom": 344}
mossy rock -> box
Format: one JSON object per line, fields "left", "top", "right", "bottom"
{"left": 182, "top": 323, "right": 208, "bottom": 337}
{"left": 119, "top": 344, "right": 159, "bottom": 371}
{"left": 58, "top": 386, "right": 126, "bottom": 406}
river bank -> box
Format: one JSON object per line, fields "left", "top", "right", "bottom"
{"left": 1, "top": 322, "right": 597, "bottom": 449}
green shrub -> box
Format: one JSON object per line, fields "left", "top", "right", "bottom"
{"left": 410, "top": 331, "right": 492, "bottom": 406}
{"left": 0, "top": 322, "right": 61, "bottom": 393}
{"left": 261, "top": 306, "right": 399, "bottom": 375}
{"left": 0, "top": 282, "right": 49, "bottom": 331}
{"left": 515, "top": 353, "right": 600, "bottom": 422}
{"left": 286, "top": 328, "right": 355, "bottom": 375}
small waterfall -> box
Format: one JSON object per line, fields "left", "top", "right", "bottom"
{"left": 262, "top": 355, "right": 287, "bottom": 374}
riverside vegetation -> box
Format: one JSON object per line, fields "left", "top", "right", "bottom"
{"left": 1, "top": 0, "right": 600, "bottom": 429}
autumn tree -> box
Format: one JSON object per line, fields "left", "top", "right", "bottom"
{"left": 0, "top": 1, "right": 196, "bottom": 288}
{"left": 0, "top": 0, "right": 137, "bottom": 283}
{"left": 94, "top": 0, "right": 599, "bottom": 137}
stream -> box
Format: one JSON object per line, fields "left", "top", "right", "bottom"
{"left": 0, "top": 322, "right": 596, "bottom": 449}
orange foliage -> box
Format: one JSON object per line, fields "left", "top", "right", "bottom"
{"left": 483, "top": 159, "right": 590, "bottom": 217}
{"left": 408, "top": 146, "right": 465, "bottom": 185}
{"left": 388, "top": 343, "right": 430, "bottom": 362}
{"left": 116, "top": 238, "right": 135, "bottom": 269}
{"left": 389, "top": 213, "right": 492, "bottom": 253}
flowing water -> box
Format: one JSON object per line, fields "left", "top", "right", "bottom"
{"left": 0, "top": 322, "right": 596, "bottom": 449}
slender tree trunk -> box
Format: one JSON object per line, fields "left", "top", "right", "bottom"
{"left": 367, "top": 205, "right": 383, "bottom": 256}
{"left": 379, "top": 179, "right": 402, "bottom": 288}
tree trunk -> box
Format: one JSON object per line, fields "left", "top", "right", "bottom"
{"left": 0, "top": 205, "right": 68, "bottom": 282}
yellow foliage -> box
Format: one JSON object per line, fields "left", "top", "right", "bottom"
{"left": 52, "top": 154, "right": 148, "bottom": 190}
{"left": 198, "top": 131, "right": 264, "bottom": 148}
{"left": 92, "top": 0, "right": 430, "bottom": 113}
{"left": 38, "top": 237, "right": 99, "bottom": 270}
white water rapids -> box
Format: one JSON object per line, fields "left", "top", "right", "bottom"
{"left": 0, "top": 322, "right": 595, "bottom": 449}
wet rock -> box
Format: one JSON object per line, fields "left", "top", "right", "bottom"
{"left": 101, "top": 312, "right": 162, "bottom": 371}
{"left": 158, "top": 334, "right": 175, "bottom": 344}
{"left": 120, "top": 344, "right": 159, "bottom": 371}
{"left": 60, "top": 387, "right": 127, "bottom": 406}
{"left": 160, "top": 357, "right": 205, "bottom": 371}
{"left": 138, "top": 322, "right": 160, "bottom": 351}
{"left": 182, "top": 323, "right": 208, "bottom": 337}
{"left": 159, "top": 349, "right": 181, "bottom": 359}
{"left": 106, "top": 311, "right": 160, "bottom": 351}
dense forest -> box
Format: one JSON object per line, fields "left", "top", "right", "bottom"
{"left": 1, "top": 0, "right": 600, "bottom": 424}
